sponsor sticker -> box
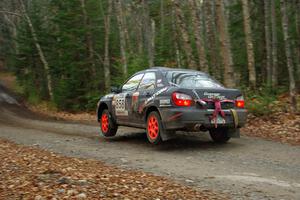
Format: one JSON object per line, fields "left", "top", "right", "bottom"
{"left": 132, "top": 92, "right": 139, "bottom": 111}
{"left": 159, "top": 99, "right": 171, "bottom": 107}
{"left": 145, "top": 87, "right": 168, "bottom": 105}
{"left": 156, "top": 79, "right": 164, "bottom": 87}
{"left": 204, "top": 92, "right": 225, "bottom": 100}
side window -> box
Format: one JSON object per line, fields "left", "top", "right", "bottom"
{"left": 138, "top": 72, "right": 156, "bottom": 90}
{"left": 122, "top": 73, "right": 144, "bottom": 92}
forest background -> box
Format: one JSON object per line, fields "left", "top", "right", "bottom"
{"left": 0, "top": 0, "right": 299, "bottom": 115}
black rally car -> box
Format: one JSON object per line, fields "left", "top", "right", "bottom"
{"left": 97, "top": 67, "right": 247, "bottom": 144}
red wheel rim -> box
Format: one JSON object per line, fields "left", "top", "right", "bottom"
{"left": 101, "top": 113, "right": 109, "bottom": 133}
{"left": 148, "top": 115, "right": 159, "bottom": 140}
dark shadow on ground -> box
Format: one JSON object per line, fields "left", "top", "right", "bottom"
{"left": 103, "top": 130, "right": 244, "bottom": 152}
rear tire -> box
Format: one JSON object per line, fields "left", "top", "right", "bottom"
{"left": 146, "top": 111, "right": 163, "bottom": 145}
{"left": 100, "top": 109, "right": 117, "bottom": 137}
{"left": 209, "top": 128, "right": 231, "bottom": 144}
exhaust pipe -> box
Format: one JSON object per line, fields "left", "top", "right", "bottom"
{"left": 194, "top": 124, "right": 208, "bottom": 132}
{"left": 194, "top": 124, "right": 201, "bottom": 131}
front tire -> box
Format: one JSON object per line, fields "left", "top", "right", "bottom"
{"left": 100, "top": 109, "right": 117, "bottom": 137}
{"left": 209, "top": 128, "right": 231, "bottom": 144}
{"left": 146, "top": 111, "right": 163, "bottom": 144}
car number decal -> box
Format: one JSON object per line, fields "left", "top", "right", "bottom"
{"left": 114, "top": 94, "right": 128, "bottom": 116}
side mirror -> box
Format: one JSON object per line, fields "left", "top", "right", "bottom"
{"left": 111, "top": 86, "right": 121, "bottom": 93}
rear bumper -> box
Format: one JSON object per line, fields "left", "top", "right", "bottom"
{"left": 160, "top": 107, "right": 247, "bottom": 131}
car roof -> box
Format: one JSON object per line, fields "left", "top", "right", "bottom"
{"left": 141, "top": 66, "right": 207, "bottom": 75}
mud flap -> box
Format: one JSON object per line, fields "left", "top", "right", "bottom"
{"left": 228, "top": 128, "right": 240, "bottom": 138}
{"left": 160, "top": 130, "right": 175, "bottom": 141}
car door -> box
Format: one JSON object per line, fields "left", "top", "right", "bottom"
{"left": 114, "top": 73, "right": 144, "bottom": 124}
{"left": 131, "top": 72, "right": 157, "bottom": 124}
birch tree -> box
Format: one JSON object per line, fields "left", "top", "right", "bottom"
{"left": 215, "top": 0, "right": 236, "bottom": 87}
{"left": 19, "top": 0, "right": 54, "bottom": 101}
{"left": 280, "top": 0, "right": 297, "bottom": 112}
{"left": 242, "top": 0, "right": 256, "bottom": 88}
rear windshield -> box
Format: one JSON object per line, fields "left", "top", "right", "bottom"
{"left": 165, "top": 71, "right": 223, "bottom": 88}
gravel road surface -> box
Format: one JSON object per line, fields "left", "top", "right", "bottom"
{"left": 0, "top": 85, "right": 299, "bottom": 200}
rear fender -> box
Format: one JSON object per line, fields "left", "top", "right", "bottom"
{"left": 144, "top": 105, "right": 175, "bottom": 141}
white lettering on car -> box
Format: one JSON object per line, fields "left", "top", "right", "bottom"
{"left": 145, "top": 87, "right": 168, "bottom": 106}
{"left": 203, "top": 92, "right": 225, "bottom": 100}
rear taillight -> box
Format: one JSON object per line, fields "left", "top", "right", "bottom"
{"left": 172, "top": 92, "right": 193, "bottom": 106}
{"left": 235, "top": 96, "right": 245, "bottom": 108}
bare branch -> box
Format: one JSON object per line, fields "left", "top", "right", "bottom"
{"left": 0, "top": 10, "right": 22, "bottom": 17}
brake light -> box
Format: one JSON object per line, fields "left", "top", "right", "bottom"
{"left": 235, "top": 96, "right": 245, "bottom": 108}
{"left": 172, "top": 92, "right": 192, "bottom": 106}
{"left": 235, "top": 100, "right": 244, "bottom": 108}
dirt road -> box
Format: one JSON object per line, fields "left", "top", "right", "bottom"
{"left": 0, "top": 85, "right": 299, "bottom": 200}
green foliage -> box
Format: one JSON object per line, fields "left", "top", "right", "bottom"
{"left": 1, "top": 0, "right": 298, "bottom": 113}
{"left": 246, "top": 92, "right": 277, "bottom": 116}
{"left": 244, "top": 85, "right": 287, "bottom": 116}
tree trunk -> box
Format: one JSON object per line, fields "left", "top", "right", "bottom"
{"left": 295, "top": 0, "right": 300, "bottom": 89}
{"left": 189, "top": 0, "right": 208, "bottom": 72}
{"left": 160, "top": 0, "right": 164, "bottom": 48}
{"left": 173, "top": 0, "right": 197, "bottom": 69}
{"left": 1, "top": 0, "right": 20, "bottom": 55}
{"left": 142, "top": 0, "right": 155, "bottom": 67}
{"left": 121, "top": 3, "right": 131, "bottom": 55}
{"left": 215, "top": 0, "right": 236, "bottom": 87}
{"left": 103, "top": 0, "right": 112, "bottom": 92}
{"left": 204, "top": 0, "right": 221, "bottom": 80}
{"left": 280, "top": 0, "right": 297, "bottom": 112}
{"left": 80, "top": 0, "right": 95, "bottom": 75}
{"left": 129, "top": 2, "right": 143, "bottom": 55}
{"left": 115, "top": 0, "right": 128, "bottom": 78}
{"left": 19, "top": 0, "right": 54, "bottom": 101}
{"left": 264, "top": 0, "right": 272, "bottom": 87}
{"left": 149, "top": 19, "right": 155, "bottom": 67}
{"left": 242, "top": 0, "right": 256, "bottom": 88}
{"left": 171, "top": 8, "right": 181, "bottom": 68}
{"left": 271, "top": 0, "right": 278, "bottom": 87}
{"left": 2, "top": 13, "right": 19, "bottom": 55}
